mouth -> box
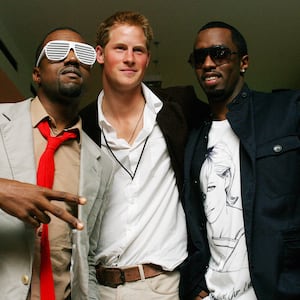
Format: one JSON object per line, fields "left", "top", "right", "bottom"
{"left": 202, "top": 73, "right": 221, "bottom": 85}
{"left": 121, "top": 68, "right": 137, "bottom": 75}
{"left": 61, "top": 67, "right": 81, "bottom": 78}
{"left": 205, "top": 75, "right": 218, "bottom": 82}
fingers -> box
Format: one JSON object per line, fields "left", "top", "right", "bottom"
{"left": 29, "top": 205, "right": 84, "bottom": 230}
{"left": 0, "top": 180, "right": 86, "bottom": 229}
{"left": 44, "top": 189, "right": 87, "bottom": 206}
{"left": 28, "top": 215, "right": 42, "bottom": 228}
{"left": 78, "top": 197, "right": 87, "bottom": 205}
{"left": 33, "top": 188, "right": 85, "bottom": 229}
{"left": 194, "top": 291, "right": 209, "bottom": 300}
{"left": 41, "top": 190, "right": 85, "bottom": 229}
{"left": 46, "top": 203, "right": 84, "bottom": 230}
{"left": 24, "top": 210, "right": 50, "bottom": 228}
{"left": 32, "top": 210, "right": 51, "bottom": 224}
{"left": 26, "top": 208, "right": 83, "bottom": 230}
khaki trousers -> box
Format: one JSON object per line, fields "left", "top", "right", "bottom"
{"left": 97, "top": 270, "right": 180, "bottom": 300}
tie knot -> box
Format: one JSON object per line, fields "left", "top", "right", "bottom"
{"left": 37, "top": 120, "right": 78, "bottom": 152}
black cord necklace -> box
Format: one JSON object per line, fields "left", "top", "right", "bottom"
{"left": 102, "top": 130, "right": 149, "bottom": 180}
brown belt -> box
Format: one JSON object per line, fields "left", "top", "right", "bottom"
{"left": 96, "top": 264, "right": 164, "bottom": 288}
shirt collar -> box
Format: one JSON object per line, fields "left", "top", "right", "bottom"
{"left": 97, "top": 83, "right": 163, "bottom": 130}
{"left": 31, "top": 96, "right": 82, "bottom": 143}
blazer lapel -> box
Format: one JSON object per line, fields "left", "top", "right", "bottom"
{"left": 78, "top": 131, "right": 103, "bottom": 222}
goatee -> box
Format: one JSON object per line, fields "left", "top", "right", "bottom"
{"left": 206, "top": 88, "right": 227, "bottom": 103}
{"left": 59, "top": 83, "right": 82, "bottom": 98}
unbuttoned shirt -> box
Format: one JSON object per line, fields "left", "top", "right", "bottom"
{"left": 95, "top": 83, "right": 187, "bottom": 271}
{"left": 29, "top": 97, "right": 80, "bottom": 300}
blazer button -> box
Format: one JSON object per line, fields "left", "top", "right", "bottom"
{"left": 21, "top": 274, "right": 29, "bottom": 285}
{"left": 273, "top": 144, "right": 282, "bottom": 153}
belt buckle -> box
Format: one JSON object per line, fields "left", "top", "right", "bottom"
{"left": 103, "top": 268, "right": 126, "bottom": 288}
{"left": 116, "top": 268, "right": 126, "bottom": 286}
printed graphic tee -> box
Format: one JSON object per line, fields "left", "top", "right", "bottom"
{"left": 200, "top": 120, "right": 257, "bottom": 300}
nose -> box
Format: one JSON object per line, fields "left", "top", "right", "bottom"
{"left": 124, "top": 49, "right": 134, "bottom": 64}
{"left": 202, "top": 54, "right": 216, "bottom": 69}
{"left": 64, "top": 49, "right": 79, "bottom": 64}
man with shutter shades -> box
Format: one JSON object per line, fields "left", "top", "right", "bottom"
{"left": 0, "top": 27, "right": 114, "bottom": 300}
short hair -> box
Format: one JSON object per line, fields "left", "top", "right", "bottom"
{"left": 96, "top": 11, "right": 154, "bottom": 50}
{"left": 35, "top": 26, "right": 81, "bottom": 65}
{"left": 198, "top": 21, "right": 248, "bottom": 57}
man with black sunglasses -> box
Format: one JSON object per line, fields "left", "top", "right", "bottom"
{"left": 180, "top": 21, "right": 300, "bottom": 300}
{"left": 0, "top": 27, "right": 114, "bottom": 300}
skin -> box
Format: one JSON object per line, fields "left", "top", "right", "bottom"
{"left": 0, "top": 29, "right": 92, "bottom": 229}
{"left": 96, "top": 24, "right": 150, "bottom": 144}
{"left": 97, "top": 24, "right": 150, "bottom": 94}
{"left": 33, "top": 29, "right": 91, "bottom": 131}
{"left": 193, "top": 27, "right": 249, "bottom": 121}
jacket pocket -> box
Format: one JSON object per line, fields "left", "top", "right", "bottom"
{"left": 255, "top": 135, "right": 300, "bottom": 198}
{"left": 256, "top": 135, "right": 300, "bottom": 158}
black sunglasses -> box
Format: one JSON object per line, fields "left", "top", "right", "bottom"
{"left": 188, "top": 46, "right": 239, "bottom": 68}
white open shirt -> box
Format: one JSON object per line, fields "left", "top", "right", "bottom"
{"left": 95, "top": 84, "right": 187, "bottom": 271}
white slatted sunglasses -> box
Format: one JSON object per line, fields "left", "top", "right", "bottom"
{"left": 36, "top": 40, "right": 96, "bottom": 67}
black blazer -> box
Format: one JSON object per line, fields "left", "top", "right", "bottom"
{"left": 80, "top": 85, "right": 209, "bottom": 195}
{"left": 180, "top": 86, "right": 300, "bottom": 300}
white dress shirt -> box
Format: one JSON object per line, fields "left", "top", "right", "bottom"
{"left": 95, "top": 84, "right": 187, "bottom": 271}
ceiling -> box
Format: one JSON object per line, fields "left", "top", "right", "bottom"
{"left": 1, "top": 0, "right": 299, "bottom": 105}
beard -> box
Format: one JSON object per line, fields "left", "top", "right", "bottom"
{"left": 204, "top": 87, "right": 228, "bottom": 103}
{"left": 58, "top": 82, "right": 83, "bottom": 98}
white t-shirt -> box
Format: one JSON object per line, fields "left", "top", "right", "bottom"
{"left": 200, "top": 120, "right": 256, "bottom": 300}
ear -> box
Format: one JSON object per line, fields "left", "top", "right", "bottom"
{"left": 240, "top": 54, "right": 249, "bottom": 73}
{"left": 96, "top": 45, "right": 105, "bottom": 65}
{"left": 146, "top": 52, "right": 151, "bottom": 68}
{"left": 32, "top": 67, "right": 41, "bottom": 84}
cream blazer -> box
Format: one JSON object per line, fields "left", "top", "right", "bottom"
{"left": 0, "top": 99, "right": 114, "bottom": 300}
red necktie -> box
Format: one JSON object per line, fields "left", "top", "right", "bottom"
{"left": 37, "top": 119, "right": 77, "bottom": 300}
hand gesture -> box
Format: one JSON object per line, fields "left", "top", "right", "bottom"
{"left": 0, "top": 178, "right": 86, "bottom": 229}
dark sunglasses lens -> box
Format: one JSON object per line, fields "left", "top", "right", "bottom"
{"left": 212, "top": 47, "right": 231, "bottom": 64}
{"left": 190, "top": 47, "right": 234, "bottom": 68}
{"left": 192, "top": 49, "right": 207, "bottom": 67}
